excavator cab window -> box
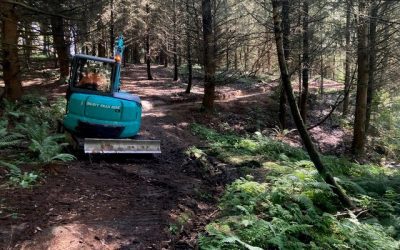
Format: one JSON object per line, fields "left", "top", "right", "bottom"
{"left": 71, "top": 58, "right": 114, "bottom": 93}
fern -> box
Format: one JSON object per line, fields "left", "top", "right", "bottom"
{"left": 0, "top": 160, "right": 38, "bottom": 188}
{"left": 2, "top": 99, "right": 25, "bottom": 119}
{"left": 193, "top": 125, "right": 400, "bottom": 249}
{"left": 201, "top": 177, "right": 400, "bottom": 249}
{"left": 20, "top": 93, "right": 48, "bottom": 106}
{"left": 0, "top": 129, "right": 25, "bottom": 149}
{"left": 0, "top": 160, "right": 21, "bottom": 176}
{"left": 16, "top": 118, "right": 50, "bottom": 142}
{"left": 28, "top": 134, "right": 75, "bottom": 164}
{"left": 0, "top": 120, "right": 25, "bottom": 149}
{"left": 14, "top": 115, "right": 73, "bottom": 164}
{"left": 51, "top": 153, "right": 76, "bottom": 162}
{"left": 10, "top": 172, "right": 39, "bottom": 188}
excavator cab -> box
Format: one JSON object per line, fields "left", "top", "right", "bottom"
{"left": 68, "top": 56, "right": 114, "bottom": 94}
{"left": 71, "top": 58, "right": 113, "bottom": 92}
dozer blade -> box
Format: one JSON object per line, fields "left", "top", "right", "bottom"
{"left": 84, "top": 138, "right": 161, "bottom": 154}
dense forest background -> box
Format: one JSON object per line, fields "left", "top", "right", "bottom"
{"left": 2, "top": 0, "right": 400, "bottom": 158}
{"left": 1, "top": 0, "right": 400, "bottom": 249}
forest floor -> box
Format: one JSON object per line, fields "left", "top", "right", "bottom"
{"left": 0, "top": 64, "right": 350, "bottom": 249}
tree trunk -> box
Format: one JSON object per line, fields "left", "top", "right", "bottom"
{"left": 51, "top": 16, "right": 69, "bottom": 82}
{"left": 365, "top": 2, "right": 378, "bottom": 135}
{"left": 244, "top": 46, "right": 248, "bottom": 72}
{"left": 185, "top": 0, "right": 193, "bottom": 94}
{"left": 226, "top": 45, "right": 230, "bottom": 70}
{"left": 185, "top": 37, "right": 193, "bottom": 93}
{"left": 91, "top": 44, "right": 96, "bottom": 56}
{"left": 271, "top": 0, "right": 354, "bottom": 208}
{"left": 352, "top": 0, "right": 370, "bottom": 157}
{"left": 320, "top": 54, "right": 324, "bottom": 95}
{"left": 145, "top": 4, "right": 153, "bottom": 80}
{"left": 297, "top": 0, "right": 302, "bottom": 104}
{"left": 164, "top": 42, "right": 169, "bottom": 67}
{"left": 159, "top": 47, "right": 164, "bottom": 65}
{"left": 132, "top": 43, "right": 140, "bottom": 64}
{"left": 332, "top": 52, "right": 336, "bottom": 81}
{"left": 201, "top": 0, "right": 216, "bottom": 111}
{"left": 110, "top": 0, "right": 115, "bottom": 56}
{"left": 98, "top": 42, "right": 106, "bottom": 57}
{"left": 299, "top": 0, "right": 309, "bottom": 122}
{"left": 234, "top": 48, "right": 238, "bottom": 70}
{"left": 1, "top": 2, "right": 22, "bottom": 100}
{"left": 279, "top": 0, "right": 290, "bottom": 129}
{"left": 173, "top": 0, "right": 178, "bottom": 81}
{"left": 72, "top": 25, "right": 78, "bottom": 54}
{"left": 178, "top": 47, "right": 182, "bottom": 66}
{"left": 342, "top": 0, "right": 352, "bottom": 116}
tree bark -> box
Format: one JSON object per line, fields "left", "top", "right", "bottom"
{"left": 201, "top": 0, "right": 216, "bottom": 111}
{"left": 297, "top": 0, "right": 302, "bottom": 104}
{"left": 91, "top": 44, "right": 96, "bottom": 56}
{"left": 299, "top": 0, "right": 309, "bottom": 122}
{"left": 279, "top": 0, "right": 290, "bottom": 129}
{"left": 164, "top": 42, "right": 169, "bottom": 67}
{"left": 185, "top": 0, "right": 193, "bottom": 93}
{"left": 173, "top": 0, "right": 178, "bottom": 81}
{"left": 186, "top": 44, "right": 193, "bottom": 93}
{"left": 132, "top": 43, "right": 140, "bottom": 64}
{"left": 244, "top": 46, "right": 248, "bottom": 72}
{"left": 342, "top": 0, "right": 352, "bottom": 116}
{"left": 365, "top": 1, "right": 378, "bottom": 135}
{"left": 1, "top": 2, "right": 22, "bottom": 100}
{"left": 110, "top": 0, "right": 115, "bottom": 56}
{"left": 51, "top": 15, "right": 69, "bottom": 81}
{"left": 98, "top": 42, "right": 106, "bottom": 57}
{"left": 320, "top": 54, "right": 324, "bottom": 95}
{"left": 226, "top": 46, "right": 230, "bottom": 70}
{"left": 159, "top": 47, "right": 164, "bottom": 65}
{"left": 145, "top": 4, "right": 153, "bottom": 80}
{"left": 271, "top": 0, "right": 354, "bottom": 208}
{"left": 234, "top": 48, "right": 238, "bottom": 70}
{"left": 352, "top": 0, "right": 370, "bottom": 157}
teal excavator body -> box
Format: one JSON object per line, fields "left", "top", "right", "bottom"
{"left": 63, "top": 36, "right": 160, "bottom": 153}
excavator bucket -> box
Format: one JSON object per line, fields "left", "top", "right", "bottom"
{"left": 84, "top": 138, "right": 161, "bottom": 154}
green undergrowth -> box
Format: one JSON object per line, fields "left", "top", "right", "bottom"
{"left": 0, "top": 94, "right": 75, "bottom": 188}
{"left": 372, "top": 91, "right": 400, "bottom": 161}
{"left": 190, "top": 124, "right": 400, "bottom": 250}
{"left": 179, "top": 63, "right": 204, "bottom": 80}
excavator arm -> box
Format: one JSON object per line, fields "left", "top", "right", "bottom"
{"left": 112, "top": 35, "right": 124, "bottom": 92}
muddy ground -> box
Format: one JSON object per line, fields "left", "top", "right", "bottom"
{"left": 0, "top": 65, "right": 350, "bottom": 249}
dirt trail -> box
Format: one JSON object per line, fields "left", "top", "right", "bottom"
{"left": 0, "top": 64, "right": 348, "bottom": 250}
{"left": 0, "top": 65, "right": 217, "bottom": 250}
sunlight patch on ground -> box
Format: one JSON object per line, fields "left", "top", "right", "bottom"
{"left": 141, "top": 100, "right": 167, "bottom": 112}
{"left": 142, "top": 112, "right": 167, "bottom": 118}
{"left": 22, "top": 78, "right": 46, "bottom": 86}
{"left": 178, "top": 122, "right": 190, "bottom": 128}
{"left": 141, "top": 100, "right": 154, "bottom": 111}
{"left": 19, "top": 223, "right": 125, "bottom": 250}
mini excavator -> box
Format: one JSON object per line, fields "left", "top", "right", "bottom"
{"left": 63, "top": 36, "right": 161, "bottom": 154}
